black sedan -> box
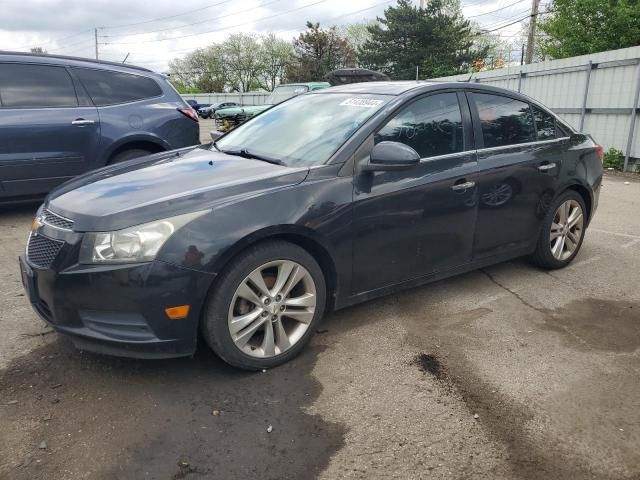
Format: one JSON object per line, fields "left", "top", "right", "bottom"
{"left": 20, "top": 81, "right": 603, "bottom": 370}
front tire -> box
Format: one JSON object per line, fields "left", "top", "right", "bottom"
{"left": 531, "top": 190, "right": 587, "bottom": 269}
{"left": 202, "top": 240, "right": 326, "bottom": 370}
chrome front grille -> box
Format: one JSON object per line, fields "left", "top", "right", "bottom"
{"left": 42, "top": 210, "right": 74, "bottom": 230}
{"left": 27, "top": 234, "right": 64, "bottom": 269}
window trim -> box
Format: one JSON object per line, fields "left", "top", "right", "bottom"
{"left": 0, "top": 61, "right": 80, "bottom": 109}
{"left": 71, "top": 66, "right": 163, "bottom": 107}
{"left": 466, "top": 91, "right": 539, "bottom": 150}
{"left": 372, "top": 89, "right": 472, "bottom": 161}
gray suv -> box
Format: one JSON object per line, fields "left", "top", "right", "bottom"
{"left": 0, "top": 52, "right": 200, "bottom": 203}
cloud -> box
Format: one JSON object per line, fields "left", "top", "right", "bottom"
{"left": 1, "top": 0, "right": 525, "bottom": 72}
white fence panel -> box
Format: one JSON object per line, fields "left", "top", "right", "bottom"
{"left": 181, "top": 92, "right": 269, "bottom": 106}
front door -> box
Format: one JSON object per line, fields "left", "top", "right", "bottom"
{"left": 352, "top": 91, "right": 479, "bottom": 294}
{"left": 0, "top": 62, "right": 100, "bottom": 198}
{"left": 468, "top": 92, "right": 565, "bottom": 258}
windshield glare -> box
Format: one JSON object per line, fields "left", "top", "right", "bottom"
{"left": 266, "top": 85, "right": 309, "bottom": 104}
{"left": 216, "top": 93, "right": 389, "bottom": 167}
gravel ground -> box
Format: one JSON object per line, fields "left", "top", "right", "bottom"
{"left": 0, "top": 174, "right": 639, "bottom": 480}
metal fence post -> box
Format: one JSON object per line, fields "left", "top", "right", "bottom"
{"left": 579, "top": 61, "right": 593, "bottom": 131}
{"left": 517, "top": 70, "right": 523, "bottom": 92}
{"left": 624, "top": 62, "right": 640, "bottom": 172}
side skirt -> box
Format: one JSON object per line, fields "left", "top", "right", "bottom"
{"left": 335, "top": 245, "right": 535, "bottom": 310}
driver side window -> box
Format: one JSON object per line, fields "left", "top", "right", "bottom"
{"left": 374, "top": 93, "right": 464, "bottom": 159}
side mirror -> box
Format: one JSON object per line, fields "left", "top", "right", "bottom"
{"left": 363, "top": 141, "right": 420, "bottom": 171}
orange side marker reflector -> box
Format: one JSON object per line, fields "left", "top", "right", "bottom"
{"left": 165, "top": 305, "right": 190, "bottom": 320}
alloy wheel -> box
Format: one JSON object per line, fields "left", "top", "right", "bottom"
{"left": 227, "top": 260, "right": 317, "bottom": 358}
{"left": 549, "top": 199, "right": 584, "bottom": 261}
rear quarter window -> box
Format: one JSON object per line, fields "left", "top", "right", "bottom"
{"left": 532, "top": 105, "right": 558, "bottom": 140}
{"left": 73, "top": 68, "right": 162, "bottom": 106}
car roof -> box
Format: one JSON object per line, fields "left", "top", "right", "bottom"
{"left": 279, "top": 82, "right": 331, "bottom": 88}
{"left": 0, "top": 51, "right": 154, "bottom": 74}
{"left": 315, "top": 80, "right": 546, "bottom": 101}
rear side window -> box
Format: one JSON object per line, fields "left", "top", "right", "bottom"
{"left": 473, "top": 93, "right": 535, "bottom": 148}
{"left": 532, "top": 105, "right": 557, "bottom": 140}
{"left": 73, "top": 68, "right": 162, "bottom": 106}
{"left": 0, "top": 63, "right": 78, "bottom": 108}
{"left": 375, "top": 92, "right": 464, "bottom": 158}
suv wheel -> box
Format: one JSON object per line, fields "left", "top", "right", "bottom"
{"left": 110, "top": 149, "right": 153, "bottom": 164}
{"left": 202, "top": 240, "right": 326, "bottom": 370}
{"left": 531, "top": 190, "right": 587, "bottom": 269}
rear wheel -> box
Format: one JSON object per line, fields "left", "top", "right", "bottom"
{"left": 109, "top": 148, "right": 153, "bottom": 164}
{"left": 531, "top": 190, "right": 587, "bottom": 269}
{"left": 202, "top": 240, "right": 326, "bottom": 370}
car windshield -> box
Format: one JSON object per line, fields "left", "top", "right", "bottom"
{"left": 215, "top": 93, "right": 390, "bottom": 167}
{"left": 266, "top": 85, "right": 309, "bottom": 104}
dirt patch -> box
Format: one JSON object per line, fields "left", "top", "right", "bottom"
{"left": 543, "top": 299, "right": 640, "bottom": 352}
{"left": 411, "top": 353, "right": 446, "bottom": 380}
{"left": 0, "top": 337, "right": 345, "bottom": 480}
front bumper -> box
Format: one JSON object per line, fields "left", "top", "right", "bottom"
{"left": 19, "top": 255, "right": 215, "bottom": 359}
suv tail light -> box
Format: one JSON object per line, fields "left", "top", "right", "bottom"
{"left": 178, "top": 107, "right": 199, "bottom": 122}
{"left": 595, "top": 144, "right": 604, "bottom": 162}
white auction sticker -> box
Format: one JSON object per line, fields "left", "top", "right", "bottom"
{"left": 339, "top": 98, "right": 384, "bottom": 108}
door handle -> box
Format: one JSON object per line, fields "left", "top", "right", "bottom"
{"left": 71, "top": 119, "right": 95, "bottom": 126}
{"left": 538, "top": 162, "right": 556, "bottom": 171}
{"left": 451, "top": 181, "right": 475, "bottom": 191}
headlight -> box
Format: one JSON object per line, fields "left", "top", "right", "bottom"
{"left": 79, "top": 211, "right": 207, "bottom": 264}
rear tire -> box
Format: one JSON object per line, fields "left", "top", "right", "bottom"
{"left": 109, "top": 149, "right": 153, "bottom": 164}
{"left": 530, "top": 190, "right": 587, "bottom": 269}
{"left": 202, "top": 240, "right": 326, "bottom": 370}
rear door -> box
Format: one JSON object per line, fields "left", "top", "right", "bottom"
{"left": 469, "top": 92, "right": 565, "bottom": 258}
{"left": 0, "top": 62, "right": 100, "bottom": 198}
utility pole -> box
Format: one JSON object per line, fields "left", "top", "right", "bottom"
{"left": 94, "top": 28, "right": 99, "bottom": 60}
{"left": 525, "top": 0, "right": 540, "bottom": 64}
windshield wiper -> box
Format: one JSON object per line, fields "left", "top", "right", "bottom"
{"left": 221, "top": 148, "right": 286, "bottom": 166}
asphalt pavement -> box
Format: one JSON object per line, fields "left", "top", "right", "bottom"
{"left": 0, "top": 174, "right": 639, "bottom": 480}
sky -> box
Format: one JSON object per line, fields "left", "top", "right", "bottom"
{"left": 1, "top": 0, "right": 533, "bottom": 72}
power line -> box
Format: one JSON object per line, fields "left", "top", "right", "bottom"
{"left": 101, "top": 0, "right": 395, "bottom": 63}
{"left": 101, "top": 0, "right": 332, "bottom": 45}
{"left": 99, "top": 0, "right": 234, "bottom": 30}
{"left": 467, "top": 0, "right": 526, "bottom": 18}
{"left": 102, "top": 0, "right": 282, "bottom": 39}
{"left": 12, "top": 29, "right": 93, "bottom": 51}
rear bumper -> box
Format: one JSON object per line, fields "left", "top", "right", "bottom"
{"left": 19, "top": 256, "right": 215, "bottom": 359}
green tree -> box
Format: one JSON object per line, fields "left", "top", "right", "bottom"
{"left": 539, "top": 0, "right": 640, "bottom": 59}
{"left": 30, "top": 47, "right": 47, "bottom": 54}
{"left": 168, "top": 44, "right": 226, "bottom": 93}
{"left": 258, "top": 33, "right": 295, "bottom": 91}
{"left": 287, "top": 22, "right": 356, "bottom": 82}
{"left": 359, "top": 0, "right": 486, "bottom": 79}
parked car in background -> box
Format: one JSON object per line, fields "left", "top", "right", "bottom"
{"left": 185, "top": 99, "right": 210, "bottom": 111}
{"left": 0, "top": 51, "right": 200, "bottom": 204}
{"left": 198, "top": 102, "right": 239, "bottom": 119}
{"left": 21, "top": 81, "right": 602, "bottom": 370}
{"left": 214, "top": 82, "right": 330, "bottom": 131}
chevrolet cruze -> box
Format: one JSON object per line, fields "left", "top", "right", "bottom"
{"left": 20, "top": 81, "right": 603, "bottom": 370}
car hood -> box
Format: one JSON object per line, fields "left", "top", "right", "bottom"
{"left": 216, "top": 105, "right": 271, "bottom": 118}
{"left": 46, "top": 147, "right": 309, "bottom": 231}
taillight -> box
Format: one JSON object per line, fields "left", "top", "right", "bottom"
{"left": 595, "top": 144, "right": 604, "bottom": 162}
{"left": 178, "top": 107, "right": 199, "bottom": 122}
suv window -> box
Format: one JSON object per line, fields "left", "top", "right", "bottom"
{"left": 532, "top": 105, "right": 557, "bottom": 140}
{"left": 73, "top": 68, "right": 162, "bottom": 106}
{"left": 473, "top": 93, "right": 535, "bottom": 148}
{"left": 0, "top": 63, "right": 78, "bottom": 108}
{"left": 375, "top": 92, "right": 463, "bottom": 158}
